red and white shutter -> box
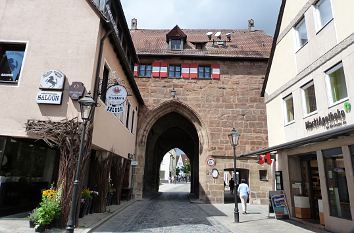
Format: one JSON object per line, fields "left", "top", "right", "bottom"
{"left": 189, "top": 63, "right": 198, "bottom": 79}
{"left": 133, "top": 64, "right": 139, "bottom": 77}
{"left": 211, "top": 64, "right": 220, "bottom": 79}
{"left": 160, "top": 63, "right": 168, "bottom": 78}
{"left": 181, "top": 64, "right": 190, "bottom": 79}
{"left": 152, "top": 62, "right": 160, "bottom": 78}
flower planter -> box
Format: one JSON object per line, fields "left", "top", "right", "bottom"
{"left": 34, "top": 225, "right": 45, "bottom": 232}
{"left": 29, "top": 220, "right": 35, "bottom": 228}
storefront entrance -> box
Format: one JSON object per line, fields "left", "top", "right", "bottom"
{"left": 289, "top": 153, "right": 322, "bottom": 222}
{"left": 0, "top": 137, "right": 58, "bottom": 216}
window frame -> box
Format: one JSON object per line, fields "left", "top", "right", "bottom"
{"left": 138, "top": 64, "right": 152, "bottom": 77}
{"left": 301, "top": 80, "right": 318, "bottom": 117}
{"left": 283, "top": 94, "right": 295, "bottom": 125}
{"left": 0, "top": 42, "right": 27, "bottom": 85}
{"left": 325, "top": 62, "right": 348, "bottom": 106}
{"left": 294, "top": 18, "right": 308, "bottom": 50}
{"left": 314, "top": 0, "right": 333, "bottom": 32}
{"left": 168, "top": 64, "right": 181, "bottom": 78}
{"left": 198, "top": 65, "right": 211, "bottom": 79}
{"left": 170, "top": 39, "right": 182, "bottom": 51}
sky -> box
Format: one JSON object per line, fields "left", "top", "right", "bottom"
{"left": 121, "top": 0, "right": 282, "bottom": 35}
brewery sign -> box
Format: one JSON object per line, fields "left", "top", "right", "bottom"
{"left": 105, "top": 84, "right": 127, "bottom": 113}
{"left": 39, "top": 70, "right": 65, "bottom": 90}
{"left": 36, "top": 91, "right": 63, "bottom": 105}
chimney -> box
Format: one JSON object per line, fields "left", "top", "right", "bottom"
{"left": 131, "top": 18, "right": 137, "bottom": 30}
{"left": 248, "top": 19, "right": 255, "bottom": 31}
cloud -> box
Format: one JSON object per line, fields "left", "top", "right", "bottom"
{"left": 121, "top": 0, "right": 281, "bottom": 35}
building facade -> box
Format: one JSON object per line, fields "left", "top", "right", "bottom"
{"left": 261, "top": 0, "right": 354, "bottom": 232}
{"left": 130, "top": 22, "right": 273, "bottom": 204}
{"left": 0, "top": 0, "right": 142, "bottom": 218}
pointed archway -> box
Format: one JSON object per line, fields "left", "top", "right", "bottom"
{"left": 134, "top": 100, "right": 209, "bottom": 200}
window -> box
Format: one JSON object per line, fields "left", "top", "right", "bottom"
{"left": 101, "top": 65, "right": 110, "bottom": 102}
{"left": 283, "top": 94, "right": 294, "bottom": 123}
{"left": 138, "top": 64, "right": 152, "bottom": 77}
{"left": 314, "top": 0, "right": 333, "bottom": 31}
{"left": 171, "top": 39, "right": 182, "bottom": 50}
{"left": 301, "top": 81, "right": 317, "bottom": 115}
{"left": 198, "top": 66, "right": 211, "bottom": 79}
{"left": 294, "top": 18, "right": 308, "bottom": 49}
{"left": 0, "top": 43, "right": 26, "bottom": 84}
{"left": 259, "top": 170, "right": 268, "bottom": 181}
{"left": 168, "top": 65, "right": 181, "bottom": 78}
{"left": 125, "top": 102, "right": 131, "bottom": 129}
{"left": 131, "top": 110, "right": 135, "bottom": 133}
{"left": 323, "top": 147, "right": 351, "bottom": 220}
{"left": 325, "top": 63, "right": 348, "bottom": 104}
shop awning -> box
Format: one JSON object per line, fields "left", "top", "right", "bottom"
{"left": 239, "top": 124, "right": 354, "bottom": 160}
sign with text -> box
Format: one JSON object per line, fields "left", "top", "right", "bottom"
{"left": 39, "top": 70, "right": 65, "bottom": 90}
{"left": 105, "top": 84, "right": 127, "bottom": 114}
{"left": 36, "top": 91, "right": 63, "bottom": 105}
{"left": 269, "top": 191, "right": 289, "bottom": 219}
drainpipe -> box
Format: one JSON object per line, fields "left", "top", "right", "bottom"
{"left": 93, "top": 29, "right": 113, "bottom": 101}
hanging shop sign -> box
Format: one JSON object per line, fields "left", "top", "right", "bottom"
{"left": 36, "top": 91, "right": 63, "bottom": 105}
{"left": 105, "top": 84, "right": 127, "bottom": 113}
{"left": 39, "top": 70, "right": 65, "bottom": 90}
{"left": 305, "top": 108, "right": 347, "bottom": 130}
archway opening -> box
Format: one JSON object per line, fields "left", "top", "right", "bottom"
{"left": 143, "top": 112, "right": 199, "bottom": 197}
{"left": 159, "top": 148, "right": 191, "bottom": 193}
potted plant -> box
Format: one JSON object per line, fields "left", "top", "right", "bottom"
{"left": 33, "top": 188, "right": 61, "bottom": 231}
{"left": 80, "top": 188, "right": 93, "bottom": 217}
{"left": 28, "top": 209, "right": 37, "bottom": 228}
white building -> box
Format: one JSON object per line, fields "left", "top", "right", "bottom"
{"left": 243, "top": 1, "right": 354, "bottom": 232}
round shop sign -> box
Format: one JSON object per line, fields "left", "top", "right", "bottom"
{"left": 207, "top": 157, "right": 216, "bottom": 167}
{"left": 105, "top": 84, "right": 127, "bottom": 106}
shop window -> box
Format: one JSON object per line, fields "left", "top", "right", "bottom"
{"left": 138, "top": 64, "right": 152, "bottom": 77}
{"left": 283, "top": 94, "right": 294, "bottom": 123}
{"left": 294, "top": 18, "right": 308, "bottom": 49}
{"left": 259, "top": 170, "right": 268, "bottom": 181}
{"left": 198, "top": 66, "right": 211, "bottom": 79}
{"left": 314, "top": 0, "right": 333, "bottom": 31}
{"left": 301, "top": 81, "right": 317, "bottom": 115}
{"left": 325, "top": 63, "right": 348, "bottom": 105}
{"left": 168, "top": 65, "right": 181, "bottom": 78}
{"left": 0, "top": 43, "right": 26, "bottom": 84}
{"left": 171, "top": 39, "right": 182, "bottom": 50}
{"left": 323, "top": 147, "right": 351, "bottom": 220}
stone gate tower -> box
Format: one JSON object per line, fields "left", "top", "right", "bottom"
{"left": 131, "top": 24, "right": 273, "bottom": 204}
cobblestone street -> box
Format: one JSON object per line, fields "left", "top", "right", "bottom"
{"left": 92, "top": 184, "right": 330, "bottom": 233}
{"left": 93, "top": 184, "right": 230, "bottom": 233}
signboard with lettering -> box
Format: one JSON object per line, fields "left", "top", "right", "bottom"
{"left": 36, "top": 91, "right": 63, "bottom": 105}
{"left": 269, "top": 191, "right": 289, "bottom": 219}
{"left": 105, "top": 84, "right": 127, "bottom": 113}
{"left": 39, "top": 70, "right": 65, "bottom": 90}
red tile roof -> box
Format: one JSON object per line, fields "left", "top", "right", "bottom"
{"left": 130, "top": 28, "right": 272, "bottom": 58}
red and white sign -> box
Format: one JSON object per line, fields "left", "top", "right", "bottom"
{"left": 207, "top": 157, "right": 216, "bottom": 167}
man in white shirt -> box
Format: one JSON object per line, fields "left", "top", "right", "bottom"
{"left": 237, "top": 178, "right": 250, "bottom": 214}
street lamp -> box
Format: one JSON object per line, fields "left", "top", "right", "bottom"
{"left": 66, "top": 94, "right": 96, "bottom": 233}
{"left": 228, "top": 128, "right": 240, "bottom": 223}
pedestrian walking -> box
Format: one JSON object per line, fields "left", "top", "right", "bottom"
{"left": 237, "top": 178, "right": 250, "bottom": 214}
{"left": 229, "top": 178, "right": 235, "bottom": 194}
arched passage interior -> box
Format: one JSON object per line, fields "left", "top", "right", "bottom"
{"left": 143, "top": 112, "right": 199, "bottom": 197}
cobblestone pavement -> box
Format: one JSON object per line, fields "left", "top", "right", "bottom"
{"left": 92, "top": 184, "right": 231, "bottom": 233}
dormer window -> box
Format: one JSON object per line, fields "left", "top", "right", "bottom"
{"left": 166, "top": 25, "right": 187, "bottom": 51}
{"left": 171, "top": 39, "right": 182, "bottom": 50}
